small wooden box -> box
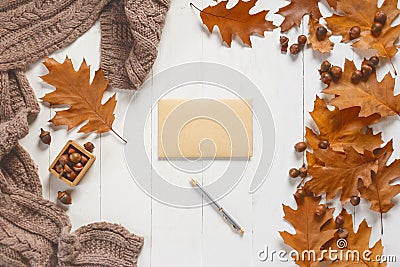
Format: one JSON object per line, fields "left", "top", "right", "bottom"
{"left": 49, "top": 140, "right": 96, "bottom": 187}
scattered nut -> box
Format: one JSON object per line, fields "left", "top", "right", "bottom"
{"left": 315, "top": 204, "right": 327, "bottom": 217}
{"left": 349, "top": 26, "right": 361, "bottom": 40}
{"left": 338, "top": 228, "right": 349, "bottom": 239}
{"left": 295, "top": 142, "right": 307, "bottom": 153}
{"left": 84, "top": 142, "right": 95, "bottom": 153}
{"left": 289, "top": 168, "right": 300, "bottom": 178}
{"left": 58, "top": 191, "right": 72, "bottom": 205}
{"left": 39, "top": 128, "right": 51, "bottom": 145}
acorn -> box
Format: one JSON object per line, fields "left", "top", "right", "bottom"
{"left": 315, "top": 204, "right": 327, "bottom": 217}
{"left": 299, "top": 166, "right": 308, "bottom": 178}
{"left": 330, "top": 66, "right": 343, "bottom": 80}
{"left": 289, "top": 168, "right": 300, "bottom": 178}
{"left": 316, "top": 26, "right": 328, "bottom": 41}
{"left": 320, "top": 61, "right": 332, "bottom": 73}
{"left": 294, "top": 142, "right": 307, "bottom": 152}
{"left": 361, "top": 64, "right": 373, "bottom": 78}
{"left": 294, "top": 189, "right": 306, "bottom": 199}
{"left": 349, "top": 26, "right": 361, "bottom": 40}
{"left": 335, "top": 215, "right": 345, "bottom": 227}
{"left": 371, "top": 22, "right": 383, "bottom": 36}
{"left": 368, "top": 56, "right": 380, "bottom": 68}
{"left": 318, "top": 140, "right": 330, "bottom": 149}
{"left": 351, "top": 70, "right": 363, "bottom": 84}
{"left": 338, "top": 228, "right": 349, "bottom": 239}
{"left": 374, "top": 11, "right": 387, "bottom": 26}
{"left": 321, "top": 72, "right": 332, "bottom": 85}
{"left": 350, "top": 196, "right": 361, "bottom": 206}
{"left": 58, "top": 191, "right": 72, "bottom": 205}
{"left": 84, "top": 142, "right": 95, "bottom": 153}
{"left": 39, "top": 128, "right": 51, "bottom": 145}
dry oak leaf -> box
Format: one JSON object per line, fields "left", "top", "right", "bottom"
{"left": 280, "top": 195, "right": 337, "bottom": 267}
{"left": 305, "top": 96, "right": 382, "bottom": 154}
{"left": 308, "top": 17, "right": 334, "bottom": 54}
{"left": 277, "top": 0, "right": 337, "bottom": 32}
{"left": 359, "top": 146, "right": 400, "bottom": 214}
{"left": 323, "top": 210, "right": 385, "bottom": 266}
{"left": 304, "top": 140, "right": 393, "bottom": 204}
{"left": 325, "top": 0, "right": 400, "bottom": 59}
{"left": 197, "top": 0, "right": 276, "bottom": 47}
{"left": 323, "top": 59, "right": 399, "bottom": 117}
{"left": 41, "top": 57, "right": 125, "bottom": 142}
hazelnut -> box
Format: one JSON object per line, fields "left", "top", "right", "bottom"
{"left": 69, "top": 152, "right": 82, "bottom": 163}
{"left": 73, "top": 162, "right": 83, "bottom": 172}
{"left": 59, "top": 154, "right": 69, "bottom": 166}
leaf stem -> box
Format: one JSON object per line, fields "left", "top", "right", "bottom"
{"left": 111, "top": 128, "right": 127, "bottom": 143}
{"left": 190, "top": 3, "right": 201, "bottom": 12}
{"left": 389, "top": 58, "right": 397, "bottom": 75}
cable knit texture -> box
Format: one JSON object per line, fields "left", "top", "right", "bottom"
{"left": 0, "top": 0, "right": 170, "bottom": 265}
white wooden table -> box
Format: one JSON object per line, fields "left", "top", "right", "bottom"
{"left": 20, "top": 0, "right": 400, "bottom": 266}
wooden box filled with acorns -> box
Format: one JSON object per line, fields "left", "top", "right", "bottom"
{"left": 49, "top": 140, "right": 95, "bottom": 187}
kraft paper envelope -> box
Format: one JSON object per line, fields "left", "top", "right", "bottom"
{"left": 158, "top": 99, "right": 253, "bottom": 159}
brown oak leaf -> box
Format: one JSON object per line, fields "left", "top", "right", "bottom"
{"left": 41, "top": 57, "right": 125, "bottom": 142}
{"left": 305, "top": 141, "right": 393, "bottom": 204}
{"left": 308, "top": 17, "right": 334, "bottom": 54}
{"left": 323, "top": 59, "right": 399, "bottom": 117}
{"left": 305, "top": 97, "right": 382, "bottom": 153}
{"left": 325, "top": 0, "right": 400, "bottom": 58}
{"left": 359, "top": 150, "right": 400, "bottom": 214}
{"left": 197, "top": 0, "right": 276, "bottom": 47}
{"left": 323, "top": 210, "right": 385, "bottom": 266}
{"left": 280, "top": 195, "right": 337, "bottom": 267}
{"left": 277, "top": 0, "right": 337, "bottom": 32}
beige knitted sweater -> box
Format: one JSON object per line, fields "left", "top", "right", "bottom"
{"left": 0, "top": 0, "right": 170, "bottom": 266}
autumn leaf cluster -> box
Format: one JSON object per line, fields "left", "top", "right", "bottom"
{"left": 195, "top": 0, "right": 400, "bottom": 58}
{"left": 280, "top": 60, "right": 400, "bottom": 266}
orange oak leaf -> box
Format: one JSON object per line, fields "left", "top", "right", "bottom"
{"left": 305, "top": 141, "right": 393, "bottom": 204}
{"left": 305, "top": 97, "right": 382, "bottom": 154}
{"left": 322, "top": 210, "right": 385, "bottom": 266}
{"left": 195, "top": 0, "right": 276, "bottom": 47}
{"left": 277, "top": 0, "right": 337, "bottom": 32}
{"left": 323, "top": 59, "right": 399, "bottom": 117}
{"left": 325, "top": 0, "right": 400, "bottom": 59}
{"left": 307, "top": 17, "right": 334, "bottom": 54}
{"left": 359, "top": 151, "right": 400, "bottom": 214}
{"left": 280, "top": 195, "right": 337, "bottom": 267}
{"left": 40, "top": 57, "right": 126, "bottom": 142}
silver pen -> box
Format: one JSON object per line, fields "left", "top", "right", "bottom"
{"left": 191, "top": 178, "right": 244, "bottom": 235}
